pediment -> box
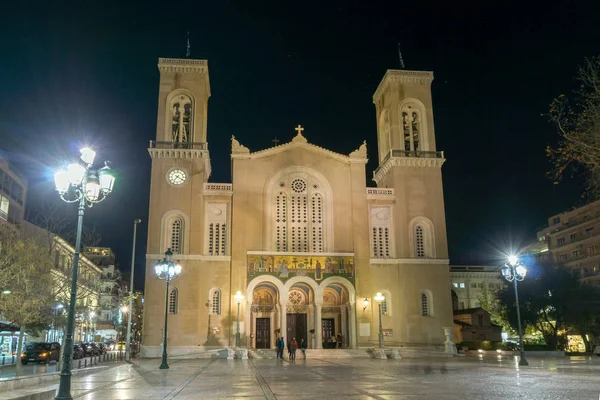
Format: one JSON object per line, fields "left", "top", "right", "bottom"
{"left": 231, "top": 130, "right": 367, "bottom": 164}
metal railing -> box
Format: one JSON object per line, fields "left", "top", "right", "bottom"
{"left": 149, "top": 141, "right": 207, "bottom": 150}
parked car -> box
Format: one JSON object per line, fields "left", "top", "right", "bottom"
{"left": 116, "top": 341, "right": 126, "bottom": 351}
{"left": 82, "top": 342, "right": 100, "bottom": 357}
{"left": 73, "top": 344, "right": 85, "bottom": 359}
{"left": 21, "top": 342, "right": 61, "bottom": 365}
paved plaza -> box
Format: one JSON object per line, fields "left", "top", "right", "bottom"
{"left": 4, "top": 354, "right": 600, "bottom": 399}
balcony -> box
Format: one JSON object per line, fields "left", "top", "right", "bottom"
{"left": 554, "top": 230, "right": 600, "bottom": 249}
{"left": 149, "top": 141, "right": 207, "bottom": 150}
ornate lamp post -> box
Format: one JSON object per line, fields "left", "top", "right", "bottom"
{"left": 54, "top": 147, "right": 115, "bottom": 400}
{"left": 374, "top": 292, "right": 385, "bottom": 348}
{"left": 234, "top": 291, "right": 244, "bottom": 347}
{"left": 501, "top": 255, "right": 529, "bottom": 366}
{"left": 125, "top": 219, "right": 141, "bottom": 361}
{"left": 155, "top": 249, "right": 182, "bottom": 370}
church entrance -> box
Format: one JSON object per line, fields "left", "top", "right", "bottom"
{"left": 286, "top": 314, "right": 307, "bottom": 344}
{"left": 255, "top": 318, "right": 271, "bottom": 349}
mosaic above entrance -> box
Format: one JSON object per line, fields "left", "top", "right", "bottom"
{"left": 247, "top": 254, "right": 355, "bottom": 284}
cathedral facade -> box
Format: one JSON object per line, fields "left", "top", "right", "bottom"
{"left": 142, "top": 57, "right": 452, "bottom": 357}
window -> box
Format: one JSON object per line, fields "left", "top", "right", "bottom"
{"left": 559, "top": 253, "right": 567, "bottom": 261}
{"left": 170, "top": 94, "right": 192, "bottom": 143}
{"left": 557, "top": 237, "right": 565, "bottom": 246}
{"left": 401, "top": 104, "right": 422, "bottom": 152}
{"left": 208, "top": 223, "right": 227, "bottom": 255}
{"left": 585, "top": 227, "right": 594, "bottom": 236}
{"left": 421, "top": 292, "right": 430, "bottom": 316}
{"left": 478, "top": 315, "right": 484, "bottom": 326}
{"left": 552, "top": 216, "right": 560, "bottom": 225}
{"left": 170, "top": 218, "right": 183, "bottom": 253}
{"left": 381, "top": 298, "right": 388, "bottom": 316}
{"left": 273, "top": 176, "right": 327, "bottom": 253}
{"left": 459, "top": 282, "right": 465, "bottom": 289}
{"left": 570, "top": 233, "right": 577, "bottom": 242}
{"left": 470, "top": 283, "right": 477, "bottom": 289}
{"left": 210, "top": 288, "right": 221, "bottom": 315}
{"left": 589, "top": 245, "right": 597, "bottom": 255}
{"left": 415, "top": 225, "right": 425, "bottom": 258}
{"left": 572, "top": 250, "right": 580, "bottom": 258}
{"left": 453, "top": 282, "right": 459, "bottom": 288}
{"left": 370, "top": 207, "right": 392, "bottom": 258}
{"left": 0, "top": 195, "right": 8, "bottom": 220}
{"left": 169, "top": 288, "right": 178, "bottom": 314}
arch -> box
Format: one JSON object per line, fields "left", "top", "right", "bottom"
{"left": 209, "top": 287, "right": 222, "bottom": 315}
{"left": 378, "top": 108, "right": 391, "bottom": 162}
{"left": 420, "top": 289, "right": 433, "bottom": 316}
{"left": 164, "top": 89, "right": 196, "bottom": 143}
{"left": 317, "top": 276, "right": 356, "bottom": 305}
{"left": 246, "top": 275, "right": 287, "bottom": 306}
{"left": 398, "top": 98, "right": 429, "bottom": 152}
{"left": 408, "top": 216, "right": 436, "bottom": 259}
{"left": 284, "top": 275, "right": 320, "bottom": 302}
{"left": 169, "top": 287, "right": 178, "bottom": 314}
{"left": 160, "top": 210, "right": 190, "bottom": 254}
{"left": 264, "top": 166, "right": 334, "bottom": 252}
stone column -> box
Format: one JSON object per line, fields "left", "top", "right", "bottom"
{"left": 348, "top": 302, "right": 357, "bottom": 349}
{"left": 341, "top": 305, "right": 348, "bottom": 348}
{"left": 280, "top": 304, "right": 287, "bottom": 344}
{"left": 269, "top": 309, "right": 276, "bottom": 348}
{"left": 245, "top": 301, "right": 252, "bottom": 348}
{"left": 307, "top": 305, "right": 314, "bottom": 349}
{"left": 314, "top": 301, "right": 323, "bottom": 349}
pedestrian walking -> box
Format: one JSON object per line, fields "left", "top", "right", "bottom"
{"left": 290, "top": 337, "right": 298, "bottom": 360}
{"left": 300, "top": 338, "right": 307, "bottom": 359}
{"left": 337, "top": 333, "right": 343, "bottom": 349}
{"left": 276, "top": 336, "right": 284, "bottom": 359}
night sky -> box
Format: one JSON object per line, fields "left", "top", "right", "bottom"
{"left": 1, "top": 1, "right": 599, "bottom": 290}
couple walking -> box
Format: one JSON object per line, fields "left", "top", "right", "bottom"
{"left": 276, "top": 337, "right": 307, "bottom": 360}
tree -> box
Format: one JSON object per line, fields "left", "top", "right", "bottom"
{"left": 547, "top": 56, "right": 600, "bottom": 199}
{"left": 0, "top": 224, "right": 55, "bottom": 376}
{"left": 497, "top": 260, "right": 600, "bottom": 351}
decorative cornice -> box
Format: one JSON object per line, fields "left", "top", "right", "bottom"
{"left": 231, "top": 135, "right": 368, "bottom": 165}
{"left": 146, "top": 254, "right": 230, "bottom": 262}
{"left": 373, "top": 155, "right": 445, "bottom": 184}
{"left": 369, "top": 258, "right": 449, "bottom": 265}
{"left": 366, "top": 188, "right": 395, "bottom": 201}
{"left": 204, "top": 183, "right": 233, "bottom": 197}
{"left": 157, "top": 57, "right": 211, "bottom": 97}
{"left": 147, "top": 148, "right": 212, "bottom": 178}
{"left": 373, "top": 69, "right": 434, "bottom": 104}
{"left": 247, "top": 250, "right": 354, "bottom": 257}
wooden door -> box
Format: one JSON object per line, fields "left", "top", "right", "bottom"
{"left": 286, "top": 314, "right": 307, "bottom": 344}
{"left": 322, "top": 318, "right": 334, "bottom": 348}
{"left": 255, "top": 318, "right": 270, "bottom": 349}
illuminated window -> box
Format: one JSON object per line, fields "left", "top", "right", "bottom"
{"left": 557, "top": 237, "right": 565, "bottom": 246}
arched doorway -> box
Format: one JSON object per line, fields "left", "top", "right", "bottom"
{"left": 252, "top": 284, "right": 278, "bottom": 349}
{"left": 286, "top": 284, "right": 313, "bottom": 346}
{"left": 321, "top": 284, "right": 350, "bottom": 348}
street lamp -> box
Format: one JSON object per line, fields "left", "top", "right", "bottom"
{"left": 500, "top": 255, "right": 529, "bottom": 366}
{"left": 126, "top": 218, "right": 141, "bottom": 361}
{"left": 155, "top": 249, "right": 182, "bottom": 370}
{"left": 374, "top": 292, "right": 385, "bottom": 348}
{"left": 234, "top": 291, "right": 244, "bottom": 347}
{"left": 54, "top": 147, "right": 115, "bottom": 400}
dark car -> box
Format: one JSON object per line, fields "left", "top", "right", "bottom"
{"left": 82, "top": 342, "right": 100, "bottom": 357}
{"left": 73, "top": 344, "right": 85, "bottom": 359}
{"left": 21, "top": 342, "right": 61, "bottom": 365}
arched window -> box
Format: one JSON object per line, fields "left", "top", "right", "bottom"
{"left": 210, "top": 288, "right": 221, "bottom": 315}
{"left": 170, "top": 218, "right": 183, "bottom": 254}
{"left": 169, "top": 288, "right": 178, "bottom": 314}
{"left": 409, "top": 217, "right": 435, "bottom": 259}
{"left": 399, "top": 100, "right": 428, "bottom": 153}
{"left": 380, "top": 290, "right": 392, "bottom": 316}
{"left": 370, "top": 207, "right": 392, "bottom": 258}
{"left": 170, "top": 94, "right": 192, "bottom": 143}
{"left": 273, "top": 177, "right": 327, "bottom": 252}
{"left": 420, "top": 291, "right": 433, "bottom": 316}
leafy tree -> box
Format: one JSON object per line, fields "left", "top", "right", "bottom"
{"left": 0, "top": 224, "right": 55, "bottom": 376}
{"left": 547, "top": 56, "right": 600, "bottom": 199}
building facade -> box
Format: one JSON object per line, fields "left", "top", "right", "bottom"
{"left": 537, "top": 200, "right": 600, "bottom": 285}
{"left": 449, "top": 265, "right": 504, "bottom": 311}
{"left": 142, "top": 58, "right": 453, "bottom": 357}
{"left": 0, "top": 156, "right": 27, "bottom": 225}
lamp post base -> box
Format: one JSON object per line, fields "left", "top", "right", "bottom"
{"left": 519, "top": 353, "right": 529, "bottom": 366}
{"left": 159, "top": 354, "right": 169, "bottom": 369}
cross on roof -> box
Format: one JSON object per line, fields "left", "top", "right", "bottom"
{"left": 295, "top": 124, "right": 304, "bottom": 135}
{"left": 272, "top": 137, "right": 280, "bottom": 146}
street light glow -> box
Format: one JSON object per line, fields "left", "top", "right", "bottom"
{"left": 508, "top": 255, "right": 518, "bottom": 266}
{"left": 80, "top": 147, "right": 96, "bottom": 165}
{"left": 374, "top": 292, "right": 385, "bottom": 303}
{"left": 66, "top": 163, "right": 86, "bottom": 185}
{"left": 234, "top": 291, "right": 244, "bottom": 304}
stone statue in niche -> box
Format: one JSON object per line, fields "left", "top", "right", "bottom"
{"left": 171, "top": 95, "right": 192, "bottom": 143}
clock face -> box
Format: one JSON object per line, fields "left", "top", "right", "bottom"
{"left": 168, "top": 169, "right": 187, "bottom": 185}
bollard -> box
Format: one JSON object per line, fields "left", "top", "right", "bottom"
{"left": 2, "top": 356, "right": 4, "bottom": 366}
{"left": 84, "top": 359, "right": 87, "bottom": 368}
{"left": 78, "top": 359, "right": 81, "bottom": 369}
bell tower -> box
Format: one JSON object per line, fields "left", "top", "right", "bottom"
{"left": 146, "top": 58, "right": 212, "bottom": 257}
{"left": 371, "top": 69, "right": 452, "bottom": 342}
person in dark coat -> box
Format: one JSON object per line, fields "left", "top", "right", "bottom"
{"left": 300, "top": 338, "right": 307, "bottom": 359}
{"left": 276, "top": 337, "right": 283, "bottom": 359}
{"left": 289, "top": 337, "right": 298, "bottom": 361}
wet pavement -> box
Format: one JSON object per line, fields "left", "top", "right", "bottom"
{"left": 5, "top": 354, "right": 600, "bottom": 399}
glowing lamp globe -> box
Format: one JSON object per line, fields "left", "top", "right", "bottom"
{"left": 85, "top": 174, "right": 101, "bottom": 201}
{"left": 67, "top": 163, "right": 86, "bottom": 185}
{"left": 80, "top": 147, "right": 96, "bottom": 165}
{"left": 515, "top": 265, "right": 527, "bottom": 278}
{"left": 98, "top": 164, "right": 115, "bottom": 194}
{"left": 374, "top": 292, "right": 385, "bottom": 303}
{"left": 508, "top": 255, "right": 518, "bottom": 266}
{"left": 54, "top": 170, "right": 70, "bottom": 194}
